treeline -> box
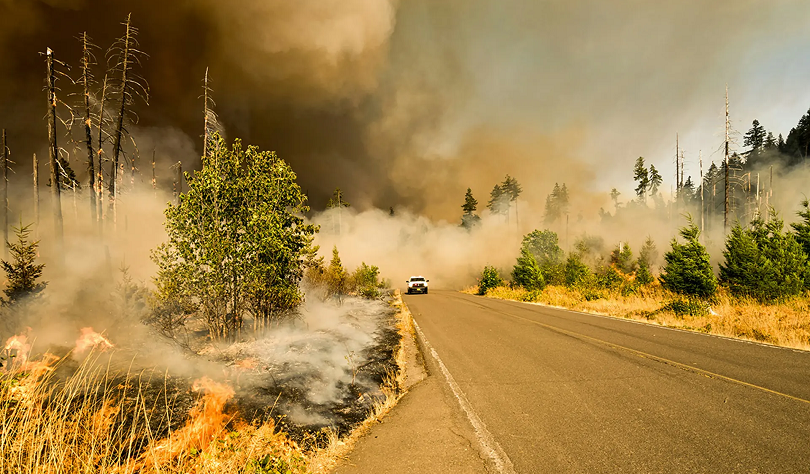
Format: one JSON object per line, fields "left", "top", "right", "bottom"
{"left": 482, "top": 198, "right": 810, "bottom": 306}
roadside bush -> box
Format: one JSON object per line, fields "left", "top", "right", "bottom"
{"left": 662, "top": 298, "right": 710, "bottom": 318}
{"left": 595, "top": 265, "right": 624, "bottom": 289}
{"left": 720, "top": 214, "right": 807, "bottom": 302}
{"left": 660, "top": 218, "right": 717, "bottom": 299}
{"left": 352, "top": 262, "right": 383, "bottom": 299}
{"left": 512, "top": 249, "right": 546, "bottom": 291}
{"left": 478, "top": 266, "right": 503, "bottom": 295}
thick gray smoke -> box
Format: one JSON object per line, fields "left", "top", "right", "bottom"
{"left": 3, "top": 0, "right": 810, "bottom": 220}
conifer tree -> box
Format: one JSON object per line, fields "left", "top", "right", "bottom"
{"left": 720, "top": 212, "right": 807, "bottom": 302}
{"left": 633, "top": 157, "right": 649, "bottom": 202}
{"left": 610, "top": 242, "right": 636, "bottom": 274}
{"left": 648, "top": 164, "right": 663, "bottom": 196}
{"left": 743, "top": 119, "right": 766, "bottom": 151}
{"left": 461, "top": 187, "right": 481, "bottom": 229}
{"left": 636, "top": 236, "right": 658, "bottom": 285}
{"left": 660, "top": 218, "right": 717, "bottom": 299}
{"left": 512, "top": 248, "right": 545, "bottom": 291}
{"left": 1, "top": 224, "right": 46, "bottom": 305}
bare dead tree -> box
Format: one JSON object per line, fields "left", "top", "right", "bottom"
{"left": 79, "top": 32, "right": 99, "bottom": 225}
{"left": 96, "top": 73, "right": 109, "bottom": 226}
{"left": 46, "top": 48, "right": 64, "bottom": 243}
{"left": 724, "top": 85, "right": 730, "bottom": 232}
{"left": 33, "top": 154, "right": 39, "bottom": 237}
{"left": 107, "top": 13, "right": 149, "bottom": 222}
{"left": 201, "top": 67, "right": 222, "bottom": 160}
{"left": 151, "top": 149, "right": 156, "bottom": 198}
{"left": 1, "top": 129, "right": 7, "bottom": 255}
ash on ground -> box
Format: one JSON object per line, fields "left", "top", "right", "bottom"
{"left": 219, "top": 295, "right": 400, "bottom": 444}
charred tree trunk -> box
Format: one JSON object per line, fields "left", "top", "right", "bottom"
{"left": 203, "top": 68, "right": 211, "bottom": 159}
{"left": 151, "top": 149, "right": 156, "bottom": 198}
{"left": 81, "top": 33, "right": 96, "bottom": 225}
{"left": 33, "top": 154, "right": 39, "bottom": 236}
{"left": 97, "top": 74, "right": 108, "bottom": 227}
{"left": 46, "top": 48, "right": 64, "bottom": 243}
{"left": 110, "top": 14, "right": 133, "bottom": 223}
{"left": 724, "top": 85, "right": 730, "bottom": 232}
{"left": 1, "top": 129, "right": 7, "bottom": 255}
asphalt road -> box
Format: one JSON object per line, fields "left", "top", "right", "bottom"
{"left": 403, "top": 290, "right": 810, "bottom": 473}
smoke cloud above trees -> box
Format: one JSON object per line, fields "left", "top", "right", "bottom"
{"left": 3, "top": 1, "right": 810, "bottom": 221}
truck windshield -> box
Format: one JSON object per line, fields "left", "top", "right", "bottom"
{"left": 411, "top": 277, "right": 425, "bottom": 282}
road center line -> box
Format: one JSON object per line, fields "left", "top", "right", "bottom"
{"left": 492, "top": 305, "right": 810, "bottom": 406}
{"left": 412, "top": 318, "right": 516, "bottom": 474}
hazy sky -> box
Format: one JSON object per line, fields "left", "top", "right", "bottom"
{"left": 2, "top": 0, "right": 810, "bottom": 219}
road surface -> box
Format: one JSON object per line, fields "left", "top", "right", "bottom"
{"left": 401, "top": 290, "right": 810, "bottom": 473}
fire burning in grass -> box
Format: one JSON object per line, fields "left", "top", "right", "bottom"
{"left": 74, "top": 327, "right": 115, "bottom": 354}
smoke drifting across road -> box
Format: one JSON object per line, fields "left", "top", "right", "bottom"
{"left": 4, "top": 1, "right": 810, "bottom": 221}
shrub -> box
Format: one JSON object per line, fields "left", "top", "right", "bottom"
{"left": 478, "top": 266, "right": 503, "bottom": 295}
{"left": 662, "top": 298, "right": 709, "bottom": 318}
{"left": 720, "top": 213, "right": 807, "bottom": 302}
{"left": 595, "top": 265, "right": 624, "bottom": 289}
{"left": 512, "top": 249, "right": 546, "bottom": 291}
{"left": 352, "top": 262, "right": 382, "bottom": 299}
{"left": 660, "top": 218, "right": 717, "bottom": 299}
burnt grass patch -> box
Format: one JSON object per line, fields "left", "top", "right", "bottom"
{"left": 231, "top": 302, "right": 401, "bottom": 447}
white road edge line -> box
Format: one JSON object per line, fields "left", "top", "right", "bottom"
{"left": 413, "top": 319, "right": 516, "bottom": 474}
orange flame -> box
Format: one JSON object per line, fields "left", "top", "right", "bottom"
{"left": 74, "top": 327, "right": 114, "bottom": 354}
{"left": 3, "top": 334, "right": 31, "bottom": 367}
{"left": 133, "top": 377, "right": 235, "bottom": 469}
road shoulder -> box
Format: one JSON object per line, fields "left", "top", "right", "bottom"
{"left": 332, "top": 299, "right": 488, "bottom": 474}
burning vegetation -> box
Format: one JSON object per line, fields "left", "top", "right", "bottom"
{"left": 0, "top": 13, "right": 406, "bottom": 474}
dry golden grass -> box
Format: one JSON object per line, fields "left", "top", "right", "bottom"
{"left": 0, "top": 351, "right": 308, "bottom": 474}
{"left": 469, "top": 285, "right": 810, "bottom": 351}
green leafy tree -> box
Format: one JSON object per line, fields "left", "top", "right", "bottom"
{"left": 152, "top": 135, "right": 316, "bottom": 339}
{"left": 478, "top": 266, "right": 503, "bottom": 295}
{"left": 720, "top": 213, "right": 807, "bottom": 302}
{"left": 352, "top": 262, "right": 381, "bottom": 299}
{"left": 636, "top": 236, "right": 658, "bottom": 285}
{"left": 660, "top": 218, "right": 717, "bottom": 299}
{"left": 461, "top": 188, "right": 481, "bottom": 229}
{"left": 512, "top": 248, "right": 545, "bottom": 291}
{"left": 633, "top": 157, "right": 649, "bottom": 202}
{"left": 1, "top": 224, "right": 46, "bottom": 305}
{"left": 521, "top": 229, "right": 565, "bottom": 283}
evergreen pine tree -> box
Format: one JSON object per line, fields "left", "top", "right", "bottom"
{"left": 461, "top": 187, "right": 481, "bottom": 229}
{"left": 636, "top": 236, "right": 658, "bottom": 285}
{"left": 1, "top": 224, "right": 46, "bottom": 305}
{"left": 512, "top": 248, "right": 545, "bottom": 291}
{"left": 633, "top": 157, "right": 649, "bottom": 202}
{"left": 660, "top": 218, "right": 717, "bottom": 299}
{"left": 648, "top": 164, "right": 662, "bottom": 195}
{"left": 610, "top": 242, "right": 636, "bottom": 274}
{"left": 743, "top": 119, "right": 766, "bottom": 151}
{"left": 720, "top": 213, "right": 807, "bottom": 301}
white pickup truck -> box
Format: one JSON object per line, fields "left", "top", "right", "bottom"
{"left": 406, "top": 276, "right": 429, "bottom": 294}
